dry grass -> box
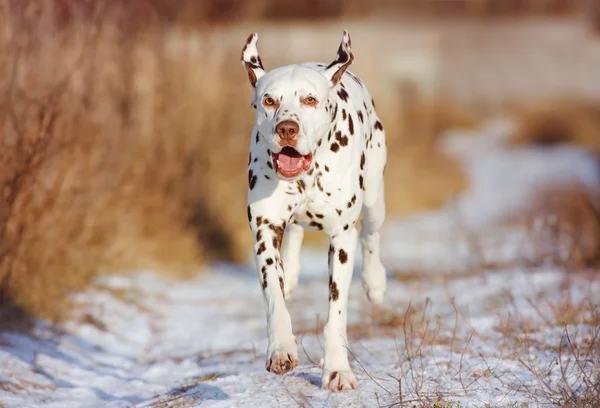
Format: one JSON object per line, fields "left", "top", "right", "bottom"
{"left": 512, "top": 184, "right": 600, "bottom": 270}
{"left": 339, "top": 281, "right": 600, "bottom": 407}
{"left": 383, "top": 100, "right": 475, "bottom": 217}
{"left": 510, "top": 99, "right": 600, "bottom": 158}
{"left": 0, "top": 1, "right": 253, "bottom": 322}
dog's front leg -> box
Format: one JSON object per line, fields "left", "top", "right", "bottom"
{"left": 249, "top": 203, "right": 298, "bottom": 375}
{"left": 322, "top": 227, "right": 358, "bottom": 391}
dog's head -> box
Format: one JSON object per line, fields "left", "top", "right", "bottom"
{"left": 241, "top": 30, "right": 354, "bottom": 180}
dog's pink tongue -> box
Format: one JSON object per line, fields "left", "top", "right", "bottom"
{"left": 278, "top": 153, "right": 301, "bottom": 171}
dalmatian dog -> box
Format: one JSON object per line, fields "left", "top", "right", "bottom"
{"left": 242, "top": 30, "right": 387, "bottom": 391}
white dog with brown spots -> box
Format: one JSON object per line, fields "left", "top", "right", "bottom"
{"left": 242, "top": 30, "right": 387, "bottom": 391}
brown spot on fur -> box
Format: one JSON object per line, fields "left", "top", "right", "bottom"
{"left": 342, "top": 109, "right": 347, "bottom": 121}
{"left": 337, "top": 88, "right": 349, "bottom": 102}
{"left": 324, "top": 165, "right": 330, "bottom": 172}
{"left": 247, "top": 206, "right": 252, "bottom": 222}
{"left": 357, "top": 110, "right": 364, "bottom": 123}
{"left": 256, "top": 216, "right": 263, "bottom": 227}
{"left": 279, "top": 277, "right": 285, "bottom": 297}
{"left": 267, "top": 160, "right": 273, "bottom": 169}
{"left": 256, "top": 230, "right": 263, "bottom": 242}
{"left": 344, "top": 224, "right": 349, "bottom": 231}
{"left": 335, "top": 131, "right": 348, "bottom": 147}
{"left": 287, "top": 205, "right": 292, "bottom": 211}
{"left": 336, "top": 209, "right": 342, "bottom": 216}
{"left": 261, "top": 266, "right": 267, "bottom": 289}
{"left": 330, "top": 281, "right": 339, "bottom": 301}
{"left": 360, "top": 152, "right": 365, "bottom": 170}
{"left": 348, "top": 115, "right": 354, "bottom": 135}
{"left": 338, "top": 249, "right": 348, "bottom": 264}
{"left": 249, "top": 170, "right": 257, "bottom": 190}
{"left": 374, "top": 120, "right": 383, "bottom": 131}
{"left": 330, "top": 142, "right": 340, "bottom": 152}
{"left": 266, "top": 258, "right": 274, "bottom": 265}
{"left": 255, "top": 131, "right": 260, "bottom": 143}
{"left": 359, "top": 175, "right": 364, "bottom": 190}
{"left": 315, "top": 213, "right": 324, "bottom": 219}
{"left": 328, "top": 244, "right": 334, "bottom": 266}
{"left": 269, "top": 224, "right": 285, "bottom": 250}
{"left": 316, "top": 178, "right": 324, "bottom": 192}
{"left": 297, "top": 180, "right": 306, "bottom": 193}
{"left": 309, "top": 221, "right": 323, "bottom": 230}
{"left": 257, "top": 242, "right": 266, "bottom": 255}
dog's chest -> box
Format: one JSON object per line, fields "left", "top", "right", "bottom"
{"left": 290, "top": 163, "right": 362, "bottom": 233}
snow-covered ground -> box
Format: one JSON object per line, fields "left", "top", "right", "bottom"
{"left": 1, "top": 121, "right": 599, "bottom": 408}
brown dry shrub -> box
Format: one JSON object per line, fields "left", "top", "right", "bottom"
{"left": 0, "top": 2, "right": 252, "bottom": 321}
{"left": 510, "top": 99, "right": 600, "bottom": 157}
{"left": 383, "top": 100, "right": 475, "bottom": 217}
{"left": 515, "top": 184, "right": 600, "bottom": 269}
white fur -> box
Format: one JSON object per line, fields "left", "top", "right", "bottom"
{"left": 242, "top": 30, "right": 387, "bottom": 391}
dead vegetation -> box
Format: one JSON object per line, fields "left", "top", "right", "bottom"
{"left": 338, "top": 277, "right": 600, "bottom": 406}
{"left": 0, "top": 1, "right": 254, "bottom": 322}
{"left": 518, "top": 184, "right": 600, "bottom": 270}
{"left": 510, "top": 99, "right": 600, "bottom": 158}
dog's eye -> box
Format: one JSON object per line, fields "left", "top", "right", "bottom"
{"left": 302, "top": 96, "right": 318, "bottom": 106}
{"left": 263, "top": 97, "right": 275, "bottom": 107}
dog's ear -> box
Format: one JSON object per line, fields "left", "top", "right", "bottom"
{"left": 241, "top": 33, "right": 266, "bottom": 88}
{"left": 323, "top": 30, "right": 354, "bottom": 87}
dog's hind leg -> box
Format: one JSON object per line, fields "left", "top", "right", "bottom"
{"left": 360, "top": 116, "right": 387, "bottom": 305}
{"left": 281, "top": 222, "right": 304, "bottom": 299}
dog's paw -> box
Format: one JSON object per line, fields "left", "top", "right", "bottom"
{"left": 365, "top": 287, "right": 385, "bottom": 305}
{"left": 322, "top": 369, "right": 357, "bottom": 391}
{"left": 266, "top": 345, "right": 299, "bottom": 375}
{"left": 363, "top": 263, "right": 386, "bottom": 305}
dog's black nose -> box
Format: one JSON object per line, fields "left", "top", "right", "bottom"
{"left": 276, "top": 120, "right": 299, "bottom": 145}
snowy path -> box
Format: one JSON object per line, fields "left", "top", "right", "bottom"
{"left": 1, "top": 262, "right": 598, "bottom": 407}
{"left": 1, "top": 122, "right": 599, "bottom": 407}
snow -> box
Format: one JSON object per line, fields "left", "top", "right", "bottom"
{"left": 1, "top": 122, "right": 599, "bottom": 407}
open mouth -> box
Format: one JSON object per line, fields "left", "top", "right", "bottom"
{"left": 272, "top": 146, "right": 313, "bottom": 178}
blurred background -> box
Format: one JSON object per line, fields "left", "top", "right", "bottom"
{"left": 0, "top": 0, "right": 599, "bottom": 322}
